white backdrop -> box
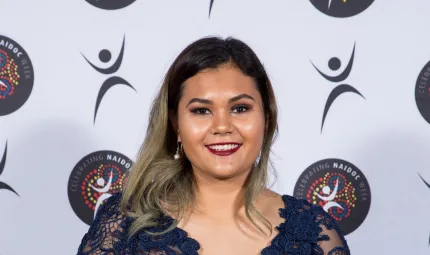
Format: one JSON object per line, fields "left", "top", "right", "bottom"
{"left": 1, "top": 0, "right": 430, "bottom": 254}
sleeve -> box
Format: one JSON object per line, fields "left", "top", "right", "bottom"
{"left": 312, "top": 206, "right": 351, "bottom": 255}
{"left": 76, "top": 193, "right": 128, "bottom": 255}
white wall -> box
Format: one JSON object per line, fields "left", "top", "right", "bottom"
{"left": 1, "top": 0, "right": 429, "bottom": 254}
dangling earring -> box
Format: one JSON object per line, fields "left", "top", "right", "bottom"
{"left": 174, "top": 141, "right": 182, "bottom": 160}
{"left": 255, "top": 150, "right": 262, "bottom": 165}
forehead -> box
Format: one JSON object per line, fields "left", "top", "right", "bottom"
{"left": 182, "top": 65, "right": 259, "bottom": 99}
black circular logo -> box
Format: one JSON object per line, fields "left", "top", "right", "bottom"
{"left": 0, "top": 35, "right": 34, "bottom": 116}
{"left": 415, "top": 61, "right": 430, "bottom": 125}
{"left": 85, "top": 0, "right": 137, "bottom": 10}
{"left": 293, "top": 158, "right": 371, "bottom": 235}
{"left": 309, "top": 0, "right": 374, "bottom": 18}
{"left": 68, "top": 150, "right": 133, "bottom": 225}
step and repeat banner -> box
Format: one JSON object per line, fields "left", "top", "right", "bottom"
{"left": 1, "top": 0, "right": 430, "bottom": 254}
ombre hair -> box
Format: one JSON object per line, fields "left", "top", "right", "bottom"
{"left": 121, "top": 36, "right": 279, "bottom": 237}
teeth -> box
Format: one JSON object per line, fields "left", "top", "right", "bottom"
{"left": 208, "top": 144, "right": 239, "bottom": 151}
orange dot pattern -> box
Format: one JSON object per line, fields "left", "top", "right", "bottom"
{"left": 0, "top": 49, "right": 20, "bottom": 99}
{"left": 307, "top": 172, "right": 357, "bottom": 221}
{"left": 81, "top": 163, "right": 127, "bottom": 211}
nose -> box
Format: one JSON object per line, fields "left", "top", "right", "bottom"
{"left": 211, "top": 110, "right": 234, "bottom": 135}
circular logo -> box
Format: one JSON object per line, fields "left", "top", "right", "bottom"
{"left": 85, "top": 0, "right": 137, "bottom": 10}
{"left": 415, "top": 61, "right": 430, "bottom": 125}
{"left": 309, "top": 0, "right": 374, "bottom": 18}
{"left": 68, "top": 150, "right": 133, "bottom": 225}
{"left": 0, "top": 35, "right": 34, "bottom": 116}
{"left": 293, "top": 158, "right": 371, "bottom": 235}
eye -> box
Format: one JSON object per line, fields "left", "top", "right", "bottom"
{"left": 190, "top": 108, "right": 211, "bottom": 115}
{"left": 232, "top": 105, "right": 250, "bottom": 113}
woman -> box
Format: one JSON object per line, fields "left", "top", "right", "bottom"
{"left": 76, "top": 36, "right": 351, "bottom": 255}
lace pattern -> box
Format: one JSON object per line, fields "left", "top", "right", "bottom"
{"left": 77, "top": 193, "right": 350, "bottom": 255}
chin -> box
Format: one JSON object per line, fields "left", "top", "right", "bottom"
{"left": 205, "top": 166, "right": 250, "bottom": 180}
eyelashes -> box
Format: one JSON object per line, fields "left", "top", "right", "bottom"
{"left": 190, "top": 105, "right": 251, "bottom": 115}
{"left": 190, "top": 108, "right": 210, "bottom": 115}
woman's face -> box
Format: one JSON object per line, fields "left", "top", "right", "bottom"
{"left": 175, "top": 64, "right": 266, "bottom": 180}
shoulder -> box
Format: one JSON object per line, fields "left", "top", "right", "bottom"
{"left": 77, "top": 192, "right": 131, "bottom": 255}
{"left": 84, "top": 191, "right": 127, "bottom": 227}
{"left": 260, "top": 190, "right": 327, "bottom": 219}
{"left": 274, "top": 194, "right": 351, "bottom": 255}
{"left": 278, "top": 194, "right": 339, "bottom": 231}
{"left": 95, "top": 192, "right": 125, "bottom": 218}
{"left": 280, "top": 194, "right": 323, "bottom": 214}
{"left": 87, "top": 192, "right": 127, "bottom": 226}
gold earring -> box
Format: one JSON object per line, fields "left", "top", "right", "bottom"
{"left": 174, "top": 141, "right": 182, "bottom": 160}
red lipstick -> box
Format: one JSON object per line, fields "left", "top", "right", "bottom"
{"left": 205, "top": 143, "right": 241, "bottom": 156}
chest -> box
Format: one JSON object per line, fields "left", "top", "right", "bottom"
{"left": 192, "top": 234, "right": 270, "bottom": 255}
{"left": 180, "top": 221, "right": 279, "bottom": 255}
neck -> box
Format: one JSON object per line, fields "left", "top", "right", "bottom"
{"left": 192, "top": 170, "right": 250, "bottom": 219}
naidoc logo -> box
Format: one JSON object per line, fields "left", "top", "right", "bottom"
{"left": 415, "top": 61, "right": 430, "bottom": 125}
{"left": 81, "top": 35, "right": 136, "bottom": 124}
{"left": 293, "top": 158, "right": 371, "bottom": 235}
{"left": 418, "top": 173, "right": 430, "bottom": 246}
{"left": 0, "top": 35, "right": 34, "bottom": 116}
{"left": 0, "top": 141, "right": 19, "bottom": 196}
{"left": 311, "top": 42, "right": 365, "bottom": 133}
{"left": 309, "top": 0, "right": 374, "bottom": 18}
{"left": 85, "top": 0, "right": 137, "bottom": 10}
{"left": 67, "top": 150, "right": 133, "bottom": 225}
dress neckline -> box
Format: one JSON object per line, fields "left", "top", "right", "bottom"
{"left": 160, "top": 194, "right": 290, "bottom": 254}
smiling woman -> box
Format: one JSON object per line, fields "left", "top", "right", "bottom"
{"left": 172, "top": 64, "right": 267, "bottom": 182}
{"left": 76, "top": 36, "right": 351, "bottom": 255}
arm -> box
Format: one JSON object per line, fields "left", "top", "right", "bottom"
{"left": 77, "top": 194, "right": 127, "bottom": 255}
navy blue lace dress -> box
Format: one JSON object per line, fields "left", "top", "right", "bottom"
{"left": 76, "top": 192, "right": 350, "bottom": 255}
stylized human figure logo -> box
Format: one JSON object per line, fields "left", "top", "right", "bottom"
{"left": 0, "top": 142, "right": 19, "bottom": 196}
{"left": 308, "top": 172, "right": 356, "bottom": 223}
{"left": 418, "top": 173, "right": 430, "bottom": 246}
{"left": 315, "top": 177, "right": 344, "bottom": 212}
{"left": 90, "top": 170, "right": 113, "bottom": 219}
{"left": 81, "top": 35, "right": 136, "bottom": 124}
{"left": 209, "top": 0, "right": 215, "bottom": 17}
{"left": 68, "top": 151, "right": 132, "bottom": 225}
{"left": 311, "top": 42, "right": 365, "bottom": 132}
{"left": 294, "top": 159, "right": 370, "bottom": 236}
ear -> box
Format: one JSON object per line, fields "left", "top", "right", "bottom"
{"left": 168, "top": 109, "right": 181, "bottom": 142}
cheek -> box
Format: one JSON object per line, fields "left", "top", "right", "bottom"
{"left": 179, "top": 115, "right": 211, "bottom": 144}
{"left": 235, "top": 117, "right": 265, "bottom": 144}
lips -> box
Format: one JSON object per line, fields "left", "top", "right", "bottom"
{"left": 205, "top": 143, "right": 242, "bottom": 156}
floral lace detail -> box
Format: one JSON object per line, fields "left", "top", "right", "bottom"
{"left": 260, "top": 195, "right": 350, "bottom": 255}
{"left": 77, "top": 193, "right": 350, "bottom": 255}
{"left": 77, "top": 193, "right": 199, "bottom": 255}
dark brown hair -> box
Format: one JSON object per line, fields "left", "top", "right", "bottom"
{"left": 121, "top": 36, "right": 279, "bottom": 237}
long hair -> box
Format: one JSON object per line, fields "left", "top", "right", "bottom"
{"left": 121, "top": 36, "right": 279, "bottom": 237}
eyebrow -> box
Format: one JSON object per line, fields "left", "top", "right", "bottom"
{"left": 186, "top": 93, "right": 255, "bottom": 107}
